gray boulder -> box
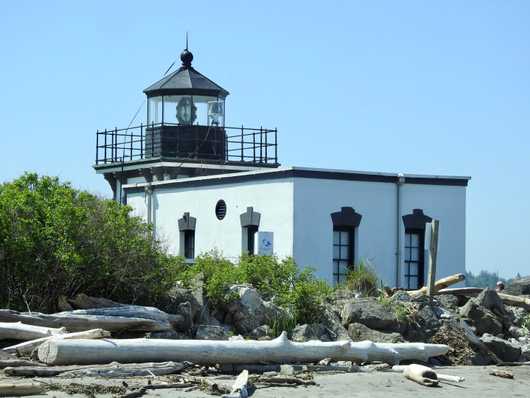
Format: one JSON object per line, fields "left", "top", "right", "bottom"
{"left": 436, "top": 294, "right": 460, "bottom": 310}
{"left": 480, "top": 333, "right": 522, "bottom": 362}
{"left": 249, "top": 325, "right": 273, "bottom": 340}
{"left": 475, "top": 289, "right": 509, "bottom": 322}
{"left": 225, "top": 285, "right": 285, "bottom": 335}
{"left": 320, "top": 304, "right": 350, "bottom": 341}
{"left": 292, "top": 323, "right": 331, "bottom": 342}
{"left": 341, "top": 298, "right": 404, "bottom": 333}
{"left": 506, "top": 306, "right": 528, "bottom": 327}
{"left": 460, "top": 300, "right": 503, "bottom": 336}
{"left": 195, "top": 324, "right": 232, "bottom": 340}
{"left": 347, "top": 322, "right": 403, "bottom": 343}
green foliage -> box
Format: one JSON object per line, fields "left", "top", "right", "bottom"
{"left": 181, "top": 254, "right": 331, "bottom": 325}
{"left": 181, "top": 251, "right": 244, "bottom": 307}
{"left": 0, "top": 173, "right": 184, "bottom": 312}
{"left": 270, "top": 311, "right": 298, "bottom": 338}
{"left": 345, "top": 261, "right": 379, "bottom": 296}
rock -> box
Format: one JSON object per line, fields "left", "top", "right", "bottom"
{"left": 146, "top": 330, "right": 189, "bottom": 339}
{"left": 347, "top": 322, "right": 403, "bottom": 343}
{"left": 391, "top": 291, "right": 412, "bottom": 303}
{"left": 292, "top": 323, "right": 331, "bottom": 342}
{"left": 249, "top": 325, "right": 273, "bottom": 340}
{"left": 321, "top": 304, "right": 350, "bottom": 340}
{"left": 176, "top": 301, "right": 193, "bottom": 332}
{"left": 161, "top": 286, "right": 202, "bottom": 322}
{"left": 430, "top": 319, "right": 499, "bottom": 365}
{"left": 509, "top": 326, "right": 526, "bottom": 339}
{"left": 404, "top": 301, "right": 442, "bottom": 341}
{"left": 195, "top": 324, "right": 232, "bottom": 340}
{"left": 436, "top": 294, "right": 459, "bottom": 310}
{"left": 506, "top": 306, "right": 527, "bottom": 327}
{"left": 225, "top": 285, "right": 285, "bottom": 335}
{"left": 341, "top": 298, "right": 404, "bottom": 333}
{"left": 505, "top": 276, "right": 530, "bottom": 296}
{"left": 460, "top": 300, "right": 504, "bottom": 336}
{"left": 57, "top": 296, "right": 74, "bottom": 311}
{"left": 475, "top": 289, "right": 508, "bottom": 318}
{"left": 280, "top": 364, "right": 295, "bottom": 376}
{"left": 521, "top": 344, "right": 530, "bottom": 361}
{"left": 481, "top": 333, "right": 522, "bottom": 362}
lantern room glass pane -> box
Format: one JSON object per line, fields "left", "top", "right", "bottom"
{"left": 147, "top": 97, "right": 163, "bottom": 125}
{"left": 159, "top": 95, "right": 225, "bottom": 126}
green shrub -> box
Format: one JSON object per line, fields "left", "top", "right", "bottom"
{"left": 181, "top": 251, "right": 243, "bottom": 307}
{"left": 0, "top": 173, "right": 184, "bottom": 312}
{"left": 181, "top": 254, "right": 332, "bottom": 325}
{"left": 345, "top": 261, "right": 379, "bottom": 296}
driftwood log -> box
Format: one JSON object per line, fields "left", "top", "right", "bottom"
{"left": 3, "top": 328, "right": 111, "bottom": 356}
{"left": 0, "top": 383, "right": 45, "bottom": 397}
{"left": 38, "top": 332, "right": 448, "bottom": 366}
{"left": 0, "top": 359, "right": 45, "bottom": 369}
{"left": 4, "top": 361, "right": 189, "bottom": 378}
{"left": 392, "top": 364, "right": 464, "bottom": 383}
{"left": 408, "top": 273, "right": 465, "bottom": 297}
{"left": 437, "top": 288, "right": 530, "bottom": 310}
{"left": 0, "top": 321, "right": 65, "bottom": 341}
{"left": 401, "top": 364, "right": 439, "bottom": 386}
{"left": 0, "top": 309, "right": 171, "bottom": 333}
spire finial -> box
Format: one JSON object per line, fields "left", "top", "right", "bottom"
{"left": 180, "top": 32, "right": 193, "bottom": 68}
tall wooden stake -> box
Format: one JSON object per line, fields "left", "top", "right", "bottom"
{"left": 427, "top": 219, "right": 439, "bottom": 297}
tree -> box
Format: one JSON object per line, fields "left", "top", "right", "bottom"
{"left": 0, "top": 173, "right": 183, "bottom": 312}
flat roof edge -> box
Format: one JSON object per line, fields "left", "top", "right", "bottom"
{"left": 123, "top": 166, "right": 470, "bottom": 192}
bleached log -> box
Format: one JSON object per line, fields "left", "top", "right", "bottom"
{"left": 0, "top": 359, "right": 45, "bottom": 369}
{"left": 392, "top": 364, "right": 464, "bottom": 383}
{"left": 0, "top": 309, "right": 171, "bottom": 333}
{"left": 0, "top": 383, "right": 45, "bottom": 397}
{"left": 4, "top": 361, "right": 188, "bottom": 378}
{"left": 3, "top": 328, "right": 110, "bottom": 356}
{"left": 402, "top": 364, "right": 439, "bottom": 386}
{"left": 437, "top": 288, "right": 530, "bottom": 310}
{"left": 408, "top": 273, "right": 465, "bottom": 297}
{"left": 0, "top": 321, "right": 65, "bottom": 341}
{"left": 38, "top": 332, "right": 448, "bottom": 366}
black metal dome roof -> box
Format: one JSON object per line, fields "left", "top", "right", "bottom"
{"left": 143, "top": 49, "right": 229, "bottom": 98}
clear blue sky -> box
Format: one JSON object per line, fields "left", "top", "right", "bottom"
{"left": 2, "top": 1, "right": 529, "bottom": 278}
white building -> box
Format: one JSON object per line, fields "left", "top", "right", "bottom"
{"left": 95, "top": 47, "right": 470, "bottom": 288}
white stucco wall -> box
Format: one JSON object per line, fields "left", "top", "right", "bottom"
{"left": 126, "top": 178, "right": 294, "bottom": 261}
{"left": 125, "top": 171, "right": 467, "bottom": 288}
{"left": 292, "top": 178, "right": 467, "bottom": 286}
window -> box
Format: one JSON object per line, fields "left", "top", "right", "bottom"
{"left": 333, "top": 228, "right": 353, "bottom": 285}
{"left": 178, "top": 212, "right": 196, "bottom": 261}
{"left": 215, "top": 200, "right": 227, "bottom": 220}
{"left": 246, "top": 225, "right": 258, "bottom": 255}
{"left": 184, "top": 230, "right": 195, "bottom": 260}
{"left": 404, "top": 230, "right": 424, "bottom": 289}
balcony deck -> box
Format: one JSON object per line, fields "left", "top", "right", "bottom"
{"left": 95, "top": 123, "right": 278, "bottom": 167}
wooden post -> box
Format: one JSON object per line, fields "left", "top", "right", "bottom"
{"left": 427, "top": 219, "right": 439, "bottom": 296}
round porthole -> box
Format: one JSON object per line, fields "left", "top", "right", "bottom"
{"left": 215, "top": 200, "right": 227, "bottom": 220}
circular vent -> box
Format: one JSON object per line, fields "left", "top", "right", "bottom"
{"left": 215, "top": 200, "right": 227, "bottom": 220}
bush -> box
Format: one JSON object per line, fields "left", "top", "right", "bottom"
{"left": 0, "top": 173, "right": 184, "bottom": 312}
{"left": 181, "top": 254, "right": 331, "bottom": 325}
{"left": 345, "top": 261, "right": 379, "bottom": 296}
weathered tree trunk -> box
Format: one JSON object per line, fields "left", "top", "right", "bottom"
{"left": 0, "top": 359, "right": 45, "bottom": 369}
{"left": 38, "top": 332, "right": 448, "bottom": 366}
{"left": 408, "top": 273, "right": 465, "bottom": 297}
{"left": 0, "top": 309, "right": 171, "bottom": 333}
{"left": 3, "top": 328, "right": 110, "bottom": 356}
{"left": 0, "top": 383, "right": 45, "bottom": 397}
{"left": 401, "top": 364, "right": 439, "bottom": 386}
{"left": 3, "top": 361, "right": 188, "bottom": 378}
{"left": 0, "top": 321, "right": 66, "bottom": 341}
{"left": 437, "top": 288, "right": 530, "bottom": 310}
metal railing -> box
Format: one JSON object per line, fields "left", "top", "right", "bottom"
{"left": 95, "top": 123, "right": 278, "bottom": 166}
